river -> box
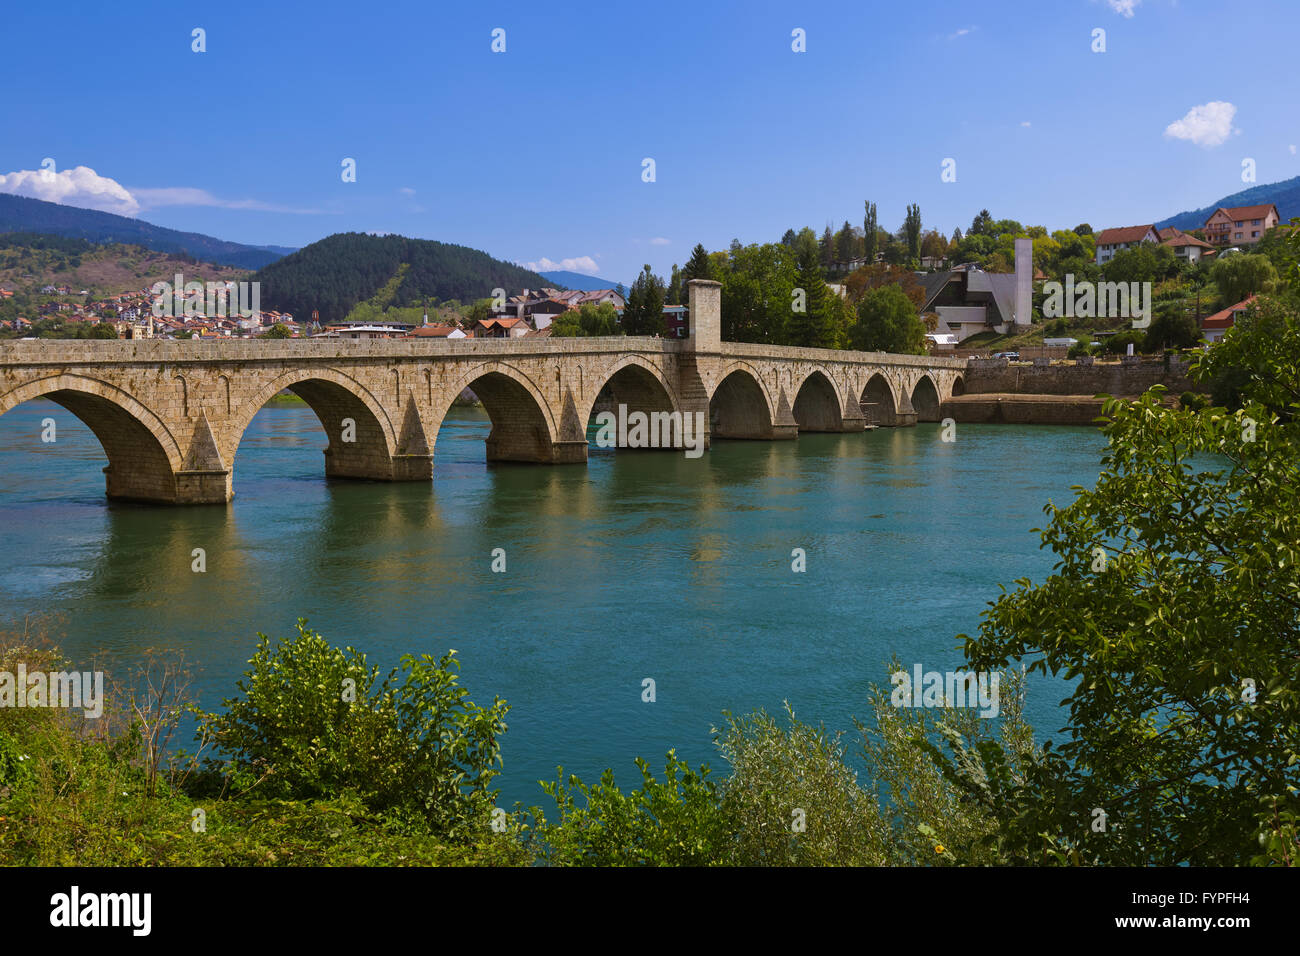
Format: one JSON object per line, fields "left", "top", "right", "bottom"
{"left": 0, "top": 398, "right": 1103, "bottom": 808}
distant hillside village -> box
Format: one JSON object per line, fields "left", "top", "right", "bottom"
{"left": 0, "top": 283, "right": 630, "bottom": 341}
{"left": 0, "top": 198, "right": 1292, "bottom": 357}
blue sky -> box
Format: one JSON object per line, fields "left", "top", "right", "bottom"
{"left": 2, "top": 0, "right": 1297, "bottom": 285}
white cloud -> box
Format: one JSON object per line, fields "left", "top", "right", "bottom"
{"left": 1106, "top": 0, "right": 1140, "bottom": 17}
{"left": 0, "top": 164, "right": 321, "bottom": 216}
{"left": 1164, "top": 101, "right": 1238, "bottom": 148}
{"left": 1020, "top": 121, "right": 1032, "bottom": 127}
{"left": 399, "top": 186, "right": 416, "bottom": 195}
{"left": 131, "top": 186, "right": 319, "bottom": 214}
{"left": 0, "top": 165, "right": 139, "bottom": 215}
{"left": 1291, "top": 145, "right": 1297, "bottom": 155}
{"left": 649, "top": 237, "right": 671, "bottom": 246}
{"left": 523, "top": 255, "right": 600, "bottom": 275}
{"left": 948, "top": 26, "right": 975, "bottom": 39}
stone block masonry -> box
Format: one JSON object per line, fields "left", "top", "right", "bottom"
{"left": 0, "top": 282, "right": 966, "bottom": 504}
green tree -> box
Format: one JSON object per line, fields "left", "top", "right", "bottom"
{"left": 623, "top": 265, "right": 666, "bottom": 336}
{"left": 1210, "top": 253, "right": 1278, "bottom": 305}
{"left": 970, "top": 209, "right": 994, "bottom": 237}
{"left": 682, "top": 243, "right": 712, "bottom": 287}
{"left": 864, "top": 201, "right": 879, "bottom": 264}
{"left": 666, "top": 264, "right": 682, "bottom": 306}
{"left": 551, "top": 302, "right": 621, "bottom": 337}
{"left": 720, "top": 242, "right": 798, "bottom": 345}
{"left": 851, "top": 284, "right": 926, "bottom": 354}
{"left": 263, "top": 323, "right": 291, "bottom": 338}
{"left": 904, "top": 203, "right": 922, "bottom": 263}
{"left": 789, "top": 242, "right": 841, "bottom": 348}
{"left": 1142, "top": 301, "right": 1199, "bottom": 351}
{"left": 1102, "top": 243, "right": 1177, "bottom": 285}
{"left": 836, "top": 221, "right": 857, "bottom": 262}
{"left": 957, "top": 300, "right": 1300, "bottom": 864}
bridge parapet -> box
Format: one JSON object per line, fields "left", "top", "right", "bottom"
{"left": 0, "top": 334, "right": 969, "bottom": 505}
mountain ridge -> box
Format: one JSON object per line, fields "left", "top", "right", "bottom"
{"left": 0, "top": 193, "right": 293, "bottom": 269}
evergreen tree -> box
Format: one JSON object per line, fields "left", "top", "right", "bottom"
{"left": 623, "top": 274, "right": 645, "bottom": 333}
{"left": 790, "top": 242, "right": 839, "bottom": 349}
{"left": 625, "top": 264, "right": 666, "bottom": 335}
{"left": 836, "top": 221, "right": 857, "bottom": 263}
{"left": 820, "top": 226, "right": 835, "bottom": 269}
{"left": 780, "top": 228, "right": 797, "bottom": 247}
{"left": 683, "top": 243, "right": 712, "bottom": 287}
{"left": 666, "top": 264, "right": 682, "bottom": 306}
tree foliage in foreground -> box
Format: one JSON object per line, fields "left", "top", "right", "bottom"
{"left": 955, "top": 296, "right": 1300, "bottom": 865}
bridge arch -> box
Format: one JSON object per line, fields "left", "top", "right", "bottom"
{"left": 860, "top": 372, "right": 900, "bottom": 427}
{"left": 709, "top": 363, "right": 777, "bottom": 440}
{"left": 0, "top": 374, "right": 185, "bottom": 502}
{"left": 791, "top": 368, "right": 845, "bottom": 432}
{"left": 232, "top": 368, "right": 405, "bottom": 481}
{"left": 439, "top": 361, "right": 567, "bottom": 463}
{"left": 584, "top": 355, "right": 685, "bottom": 452}
{"left": 909, "top": 373, "right": 942, "bottom": 422}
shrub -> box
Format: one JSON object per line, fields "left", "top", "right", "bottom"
{"left": 532, "top": 752, "right": 729, "bottom": 866}
{"left": 199, "top": 620, "right": 508, "bottom": 839}
{"left": 1104, "top": 330, "right": 1145, "bottom": 355}
{"left": 716, "top": 704, "right": 889, "bottom": 865}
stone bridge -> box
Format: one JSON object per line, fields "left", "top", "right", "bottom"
{"left": 0, "top": 281, "right": 967, "bottom": 504}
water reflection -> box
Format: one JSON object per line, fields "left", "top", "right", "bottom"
{"left": 0, "top": 399, "right": 1105, "bottom": 807}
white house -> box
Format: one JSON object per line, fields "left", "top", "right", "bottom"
{"left": 1094, "top": 224, "right": 1158, "bottom": 265}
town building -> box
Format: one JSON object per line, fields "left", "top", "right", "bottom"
{"left": 1094, "top": 224, "right": 1159, "bottom": 265}
{"left": 1201, "top": 295, "right": 1257, "bottom": 343}
{"left": 918, "top": 240, "right": 1034, "bottom": 344}
{"left": 1159, "top": 230, "right": 1217, "bottom": 264}
{"left": 1202, "top": 205, "right": 1279, "bottom": 247}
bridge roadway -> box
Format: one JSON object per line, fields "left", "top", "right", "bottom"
{"left": 0, "top": 281, "right": 967, "bottom": 503}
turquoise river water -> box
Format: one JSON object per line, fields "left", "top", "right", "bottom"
{"left": 0, "top": 399, "right": 1104, "bottom": 807}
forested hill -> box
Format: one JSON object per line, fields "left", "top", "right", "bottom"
{"left": 251, "top": 233, "right": 558, "bottom": 323}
